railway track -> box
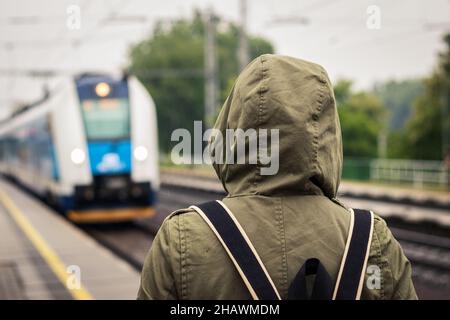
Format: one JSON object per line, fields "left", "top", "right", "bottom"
{"left": 391, "top": 227, "right": 450, "bottom": 293}
{"left": 82, "top": 184, "right": 219, "bottom": 270}
{"left": 84, "top": 182, "right": 450, "bottom": 298}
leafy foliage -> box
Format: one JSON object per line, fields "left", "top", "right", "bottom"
{"left": 128, "top": 12, "right": 273, "bottom": 152}
{"left": 372, "top": 33, "right": 450, "bottom": 161}
{"left": 373, "top": 79, "right": 424, "bottom": 130}
{"left": 397, "top": 33, "right": 450, "bottom": 160}
{"left": 335, "top": 80, "right": 387, "bottom": 157}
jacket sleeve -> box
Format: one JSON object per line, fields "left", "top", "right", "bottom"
{"left": 137, "top": 214, "right": 181, "bottom": 300}
{"left": 374, "top": 215, "right": 418, "bottom": 300}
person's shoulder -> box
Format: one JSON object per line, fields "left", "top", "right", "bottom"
{"left": 150, "top": 207, "right": 207, "bottom": 254}
{"left": 161, "top": 206, "right": 209, "bottom": 233}
{"left": 160, "top": 206, "right": 224, "bottom": 261}
{"left": 164, "top": 207, "right": 203, "bottom": 222}
{"left": 164, "top": 207, "right": 197, "bottom": 220}
{"left": 367, "top": 212, "right": 401, "bottom": 274}
{"left": 371, "top": 213, "right": 392, "bottom": 242}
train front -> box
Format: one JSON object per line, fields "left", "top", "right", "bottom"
{"left": 68, "top": 74, "right": 159, "bottom": 223}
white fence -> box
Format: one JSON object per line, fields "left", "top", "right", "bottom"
{"left": 370, "top": 159, "right": 449, "bottom": 187}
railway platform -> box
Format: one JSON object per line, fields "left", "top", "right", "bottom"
{"left": 0, "top": 178, "right": 140, "bottom": 300}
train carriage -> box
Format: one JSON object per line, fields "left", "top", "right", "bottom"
{"left": 0, "top": 73, "right": 159, "bottom": 223}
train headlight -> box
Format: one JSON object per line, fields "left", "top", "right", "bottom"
{"left": 134, "top": 146, "right": 148, "bottom": 161}
{"left": 70, "top": 148, "right": 86, "bottom": 165}
{"left": 95, "top": 82, "right": 111, "bottom": 97}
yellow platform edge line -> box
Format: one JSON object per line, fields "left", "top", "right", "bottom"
{"left": 0, "top": 190, "right": 93, "bottom": 300}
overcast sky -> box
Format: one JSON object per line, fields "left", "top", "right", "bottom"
{"left": 0, "top": 0, "right": 449, "bottom": 117}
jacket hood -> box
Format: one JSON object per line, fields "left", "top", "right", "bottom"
{"left": 211, "top": 54, "right": 342, "bottom": 198}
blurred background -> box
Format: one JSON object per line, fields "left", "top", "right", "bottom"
{"left": 1, "top": 0, "right": 449, "bottom": 187}
{"left": 0, "top": 0, "right": 449, "bottom": 300}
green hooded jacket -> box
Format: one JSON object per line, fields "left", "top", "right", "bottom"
{"left": 138, "top": 54, "right": 417, "bottom": 300}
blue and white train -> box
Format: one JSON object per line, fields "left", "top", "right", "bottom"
{"left": 0, "top": 73, "right": 159, "bottom": 222}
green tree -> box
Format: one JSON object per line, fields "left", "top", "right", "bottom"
{"left": 333, "top": 79, "right": 352, "bottom": 106}
{"left": 403, "top": 33, "right": 450, "bottom": 160}
{"left": 128, "top": 12, "right": 274, "bottom": 153}
{"left": 371, "top": 79, "right": 424, "bottom": 159}
{"left": 335, "top": 80, "right": 387, "bottom": 158}
{"left": 386, "top": 131, "right": 409, "bottom": 159}
{"left": 373, "top": 79, "right": 424, "bottom": 130}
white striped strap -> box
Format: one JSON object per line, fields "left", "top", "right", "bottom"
{"left": 333, "top": 209, "right": 375, "bottom": 300}
{"left": 190, "top": 202, "right": 373, "bottom": 300}
{"left": 190, "top": 200, "right": 281, "bottom": 300}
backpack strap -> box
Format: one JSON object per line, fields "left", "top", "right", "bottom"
{"left": 288, "top": 258, "right": 334, "bottom": 300}
{"left": 190, "top": 200, "right": 281, "bottom": 300}
{"left": 332, "top": 208, "right": 375, "bottom": 300}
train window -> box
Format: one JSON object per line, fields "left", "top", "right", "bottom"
{"left": 80, "top": 98, "right": 130, "bottom": 140}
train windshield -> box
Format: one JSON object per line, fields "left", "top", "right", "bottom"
{"left": 76, "top": 76, "right": 130, "bottom": 140}
{"left": 80, "top": 98, "right": 130, "bottom": 140}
